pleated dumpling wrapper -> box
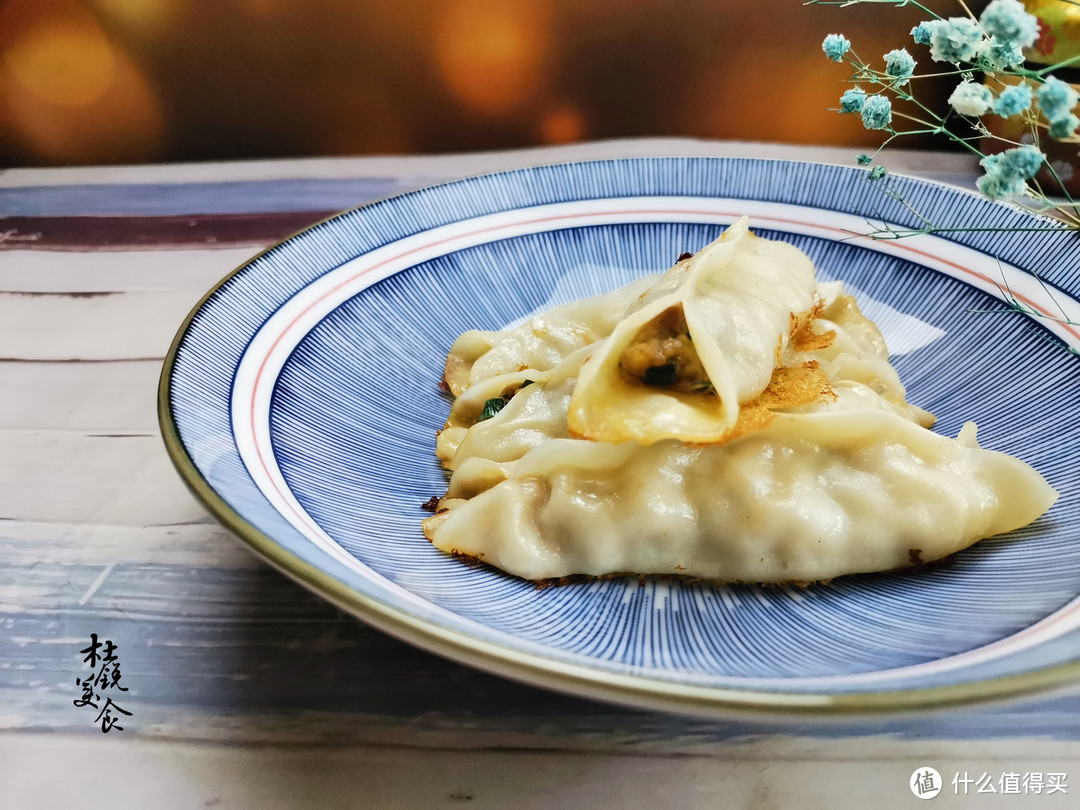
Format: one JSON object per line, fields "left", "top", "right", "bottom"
{"left": 567, "top": 216, "right": 818, "bottom": 445}
{"left": 443, "top": 275, "right": 659, "bottom": 397}
{"left": 424, "top": 220, "right": 1057, "bottom": 583}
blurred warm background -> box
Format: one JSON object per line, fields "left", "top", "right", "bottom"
{"left": 0, "top": 0, "right": 956, "bottom": 167}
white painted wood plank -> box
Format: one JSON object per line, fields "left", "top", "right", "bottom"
{"left": 0, "top": 360, "right": 160, "bottom": 432}
{"left": 0, "top": 248, "right": 258, "bottom": 293}
{"left": 5, "top": 734, "right": 1077, "bottom": 810}
{"left": 0, "top": 138, "right": 978, "bottom": 186}
{"left": 0, "top": 521, "right": 254, "bottom": 568}
{"left": 0, "top": 432, "right": 207, "bottom": 524}
{"left": 0, "top": 290, "right": 202, "bottom": 360}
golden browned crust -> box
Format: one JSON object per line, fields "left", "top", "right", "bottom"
{"left": 420, "top": 534, "right": 957, "bottom": 589}
{"left": 442, "top": 354, "right": 471, "bottom": 397}
{"left": 712, "top": 360, "right": 836, "bottom": 445}
{"left": 792, "top": 324, "right": 837, "bottom": 353}
{"left": 790, "top": 296, "right": 836, "bottom": 353}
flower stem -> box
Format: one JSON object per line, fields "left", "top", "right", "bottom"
{"left": 1035, "top": 54, "right": 1080, "bottom": 76}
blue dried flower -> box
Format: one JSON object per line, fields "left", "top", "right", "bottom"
{"left": 949, "top": 82, "right": 994, "bottom": 116}
{"left": 869, "top": 166, "right": 888, "bottom": 180}
{"left": 1049, "top": 113, "right": 1080, "bottom": 139}
{"left": 1036, "top": 76, "right": 1080, "bottom": 121}
{"left": 856, "top": 154, "right": 873, "bottom": 166}
{"left": 976, "top": 171, "right": 1027, "bottom": 200}
{"left": 861, "top": 94, "right": 892, "bottom": 130}
{"left": 978, "top": 153, "right": 1027, "bottom": 201}
{"left": 929, "top": 17, "right": 983, "bottom": 63}
{"left": 884, "top": 48, "right": 916, "bottom": 86}
{"left": 840, "top": 87, "right": 867, "bottom": 113}
{"left": 998, "top": 144, "right": 1046, "bottom": 178}
{"left": 976, "top": 144, "right": 1041, "bottom": 201}
{"left": 980, "top": 145, "right": 1045, "bottom": 198}
{"left": 822, "top": 34, "right": 851, "bottom": 62}
{"left": 992, "top": 83, "right": 1033, "bottom": 117}
{"left": 980, "top": 36, "right": 1025, "bottom": 70}
{"left": 911, "top": 21, "right": 936, "bottom": 46}
{"left": 980, "top": 0, "right": 1039, "bottom": 49}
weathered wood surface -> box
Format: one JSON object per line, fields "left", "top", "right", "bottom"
{"left": 5, "top": 142, "right": 1079, "bottom": 806}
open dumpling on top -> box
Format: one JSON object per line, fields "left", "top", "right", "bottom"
{"left": 567, "top": 217, "right": 819, "bottom": 445}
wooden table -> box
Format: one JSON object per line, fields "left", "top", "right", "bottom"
{"left": 4, "top": 139, "right": 1078, "bottom": 809}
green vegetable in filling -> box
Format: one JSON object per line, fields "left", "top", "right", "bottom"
{"left": 478, "top": 397, "right": 507, "bottom": 422}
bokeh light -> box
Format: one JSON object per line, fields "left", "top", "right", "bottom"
{"left": 0, "top": 0, "right": 164, "bottom": 163}
{"left": 434, "top": 0, "right": 551, "bottom": 117}
{"left": 4, "top": 14, "right": 115, "bottom": 108}
{"left": 539, "top": 103, "right": 587, "bottom": 144}
{"left": 91, "top": 0, "right": 180, "bottom": 35}
{"left": 0, "top": 0, "right": 955, "bottom": 167}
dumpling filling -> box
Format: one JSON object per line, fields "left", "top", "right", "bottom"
{"left": 619, "top": 306, "right": 712, "bottom": 393}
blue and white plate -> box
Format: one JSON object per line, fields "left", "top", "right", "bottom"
{"left": 159, "top": 157, "right": 1080, "bottom": 717}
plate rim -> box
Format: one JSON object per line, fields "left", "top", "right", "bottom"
{"left": 158, "top": 155, "right": 1080, "bottom": 718}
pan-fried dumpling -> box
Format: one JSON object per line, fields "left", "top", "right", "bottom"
{"left": 425, "top": 411, "right": 1055, "bottom": 582}
{"left": 434, "top": 282, "right": 933, "bottom": 474}
{"left": 566, "top": 216, "right": 818, "bottom": 445}
{"left": 424, "top": 220, "right": 1057, "bottom": 583}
